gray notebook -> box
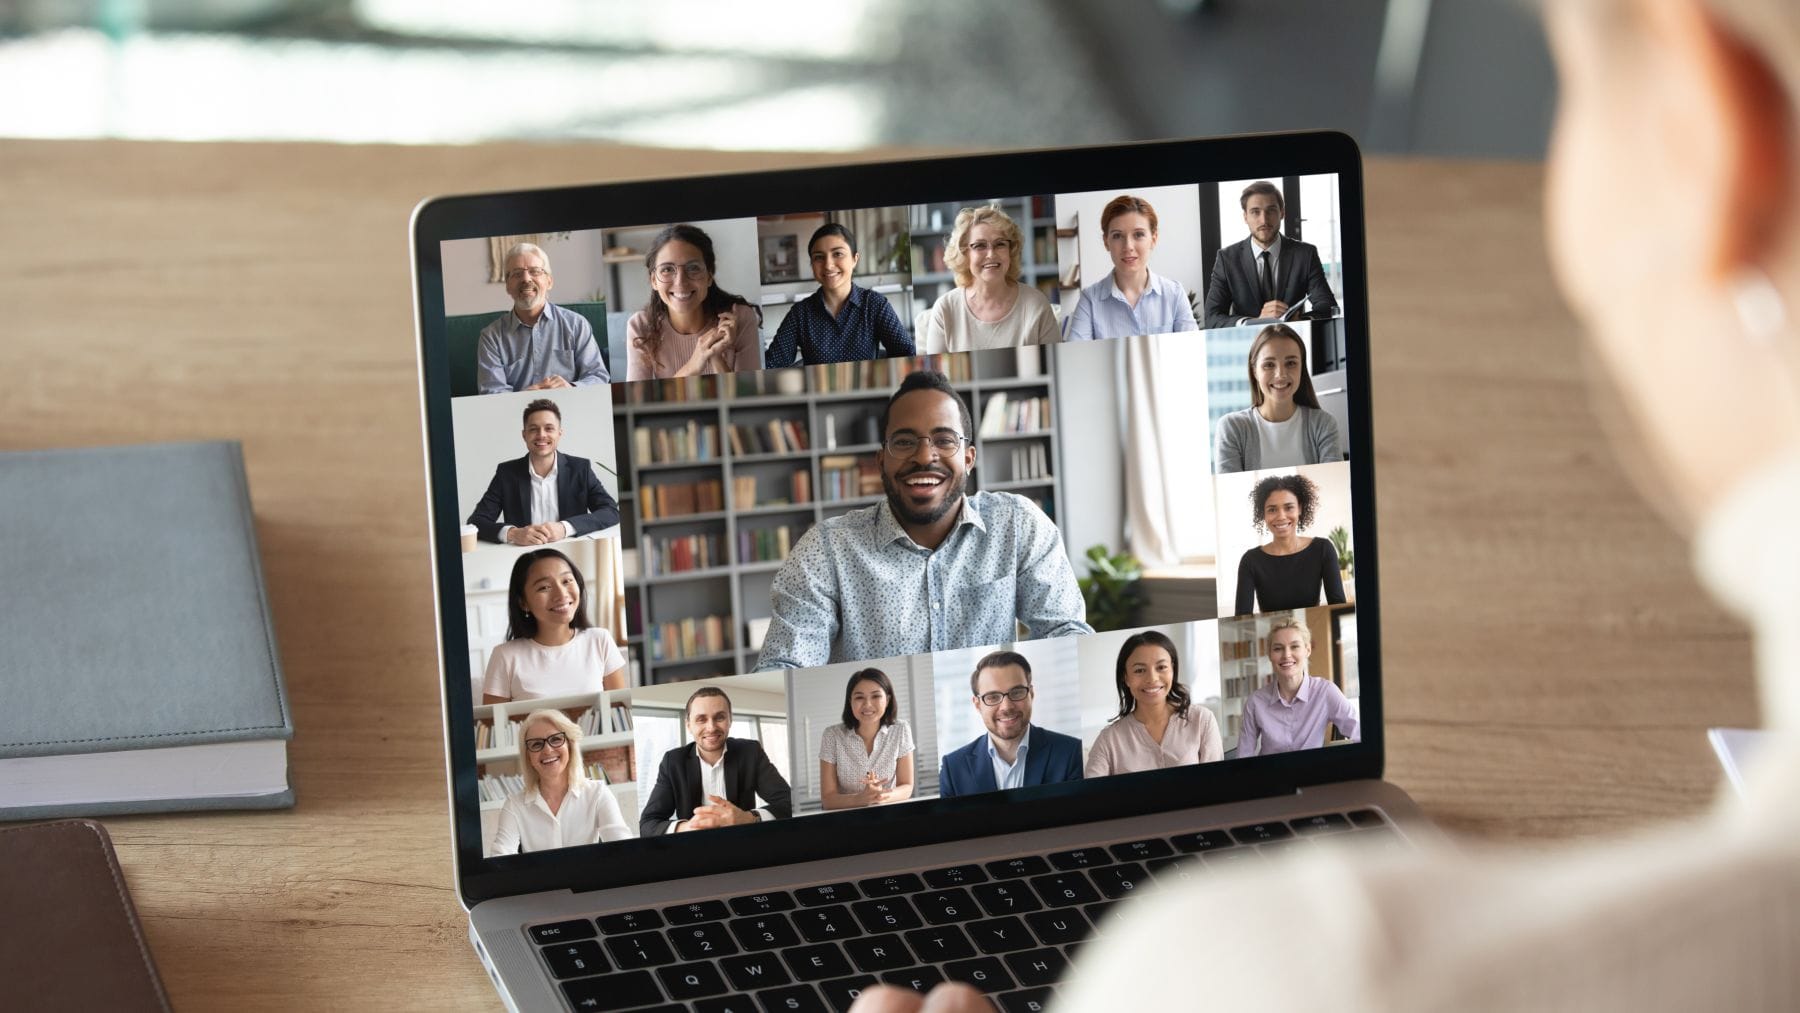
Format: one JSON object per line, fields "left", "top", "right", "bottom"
{"left": 0, "top": 441, "right": 293, "bottom": 819}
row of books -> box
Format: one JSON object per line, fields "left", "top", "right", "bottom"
{"left": 732, "top": 472, "right": 812, "bottom": 510}
{"left": 819, "top": 455, "right": 883, "bottom": 502}
{"left": 633, "top": 420, "right": 720, "bottom": 464}
{"left": 730, "top": 419, "right": 809, "bottom": 456}
{"left": 739, "top": 525, "right": 796, "bottom": 564}
{"left": 644, "top": 532, "right": 726, "bottom": 575}
{"left": 640, "top": 478, "right": 725, "bottom": 519}
{"left": 648, "top": 615, "right": 734, "bottom": 662}
{"left": 622, "top": 375, "right": 719, "bottom": 404}
{"left": 1009, "top": 443, "right": 1051, "bottom": 482}
{"left": 1222, "top": 673, "right": 1271, "bottom": 698}
{"left": 807, "top": 354, "right": 973, "bottom": 393}
{"left": 978, "top": 392, "right": 1052, "bottom": 436}
{"left": 1221, "top": 637, "right": 1271, "bottom": 661}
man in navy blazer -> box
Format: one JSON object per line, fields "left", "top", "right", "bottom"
{"left": 640, "top": 687, "right": 793, "bottom": 835}
{"left": 939, "top": 650, "right": 1083, "bottom": 799}
{"left": 1202, "top": 180, "right": 1340, "bottom": 329}
{"left": 466, "top": 397, "right": 619, "bottom": 545}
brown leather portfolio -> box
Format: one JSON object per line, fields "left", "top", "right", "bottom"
{"left": 0, "top": 820, "right": 171, "bottom": 1011}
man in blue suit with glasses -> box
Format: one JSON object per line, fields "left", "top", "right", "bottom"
{"left": 939, "top": 650, "right": 1083, "bottom": 799}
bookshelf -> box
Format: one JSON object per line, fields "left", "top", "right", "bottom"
{"left": 1217, "top": 614, "right": 1270, "bottom": 754}
{"left": 474, "top": 689, "right": 636, "bottom": 813}
{"left": 612, "top": 347, "right": 1067, "bottom": 683}
{"left": 908, "top": 196, "right": 1063, "bottom": 315}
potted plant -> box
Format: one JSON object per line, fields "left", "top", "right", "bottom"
{"left": 1078, "top": 545, "right": 1148, "bottom": 632}
{"left": 1327, "top": 526, "right": 1355, "bottom": 599}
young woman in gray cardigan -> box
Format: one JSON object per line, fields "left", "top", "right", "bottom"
{"left": 1215, "top": 324, "right": 1342, "bottom": 474}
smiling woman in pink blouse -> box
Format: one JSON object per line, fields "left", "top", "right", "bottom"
{"left": 1236, "top": 614, "right": 1358, "bottom": 757}
{"left": 625, "top": 223, "right": 763, "bottom": 379}
{"left": 1084, "top": 630, "right": 1223, "bottom": 777}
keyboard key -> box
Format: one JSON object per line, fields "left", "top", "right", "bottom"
{"left": 914, "top": 888, "right": 980, "bottom": 924}
{"left": 818, "top": 974, "right": 879, "bottom": 1013}
{"left": 730, "top": 913, "right": 801, "bottom": 952}
{"left": 1205, "top": 847, "right": 1264, "bottom": 868}
{"left": 845, "top": 933, "right": 914, "bottom": 973}
{"left": 904, "top": 924, "right": 977, "bottom": 963}
{"left": 1090, "top": 862, "right": 1149, "bottom": 899}
{"left": 1169, "top": 829, "right": 1235, "bottom": 853}
{"left": 1047, "top": 847, "right": 1113, "bottom": 870}
{"left": 967, "top": 916, "right": 1036, "bottom": 954}
{"left": 795, "top": 883, "right": 859, "bottom": 907}
{"left": 793, "top": 905, "right": 863, "bottom": 943}
{"left": 541, "top": 940, "right": 609, "bottom": 979}
{"left": 671, "top": 922, "right": 740, "bottom": 961}
{"left": 998, "top": 987, "right": 1056, "bottom": 1012}
{"left": 1146, "top": 855, "right": 1203, "bottom": 883}
{"left": 597, "top": 909, "right": 665, "bottom": 935}
{"left": 695, "top": 997, "right": 760, "bottom": 1013}
{"left": 1291, "top": 812, "right": 1352, "bottom": 835}
{"left": 1348, "top": 808, "right": 1386, "bottom": 828}
{"left": 785, "top": 942, "right": 855, "bottom": 981}
{"left": 1230, "top": 822, "right": 1293, "bottom": 844}
{"left": 984, "top": 855, "right": 1050, "bottom": 880}
{"left": 605, "top": 930, "right": 677, "bottom": 970}
{"left": 529, "top": 918, "right": 597, "bottom": 945}
{"left": 922, "top": 863, "right": 989, "bottom": 889}
{"left": 720, "top": 952, "right": 793, "bottom": 991}
{"left": 881, "top": 965, "right": 946, "bottom": 993}
{"left": 730, "top": 891, "right": 797, "bottom": 916}
{"left": 857, "top": 873, "right": 925, "bottom": 897}
{"left": 943, "top": 956, "right": 1016, "bottom": 993}
{"left": 561, "top": 970, "right": 662, "bottom": 1011}
{"left": 659, "top": 961, "right": 729, "bottom": 1000}
{"left": 756, "top": 983, "right": 826, "bottom": 1012}
{"left": 666, "top": 900, "right": 732, "bottom": 925}
{"left": 1024, "top": 908, "right": 1091, "bottom": 946}
{"left": 1028, "top": 872, "right": 1100, "bottom": 908}
{"left": 1003, "top": 947, "right": 1068, "bottom": 987}
{"left": 973, "top": 881, "right": 1043, "bottom": 916}
{"left": 1083, "top": 901, "right": 1129, "bottom": 933}
{"left": 1108, "top": 838, "right": 1174, "bottom": 863}
{"left": 852, "top": 897, "right": 922, "bottom": 933}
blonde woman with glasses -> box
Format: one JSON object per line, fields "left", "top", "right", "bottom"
{"left": 920, "top": 205, "right": 1060, "bottom": 354}
{"left": 489, "top": 709, "right": 633, "bottom": 855}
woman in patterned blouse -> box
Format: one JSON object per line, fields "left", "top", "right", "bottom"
{"left": 818, "top": 667, "right": 917, "bottom": 809}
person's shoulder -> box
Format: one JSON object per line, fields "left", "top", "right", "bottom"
{"left": 477, "top": 311, "right": 513, "bottom": 340}
{"left": 1286, "top": 236, "right": 1322, "bottom": 256}
{"left": 1219, "top": 236, "right": 1253, "bottom": 257}
{"left": 1310, "top": 675, "right": 1347, "bottom": 700}
{"left": 1016, "top": 284, "right": 1053, "bottom": 310}
{"left": 1034, "top": 724, "right": 1083, "bottom": 748}
{"left": 942, "top": 735, "right": 983, "bottom": 764}
{"left": 559, "top": 451, "right": 595, "bottom": 470}
{"left": 931, "top": 287, "right": 966, "bottom": 310}
{"left": 1183, "top": 704, "right": 1220, "bottom": 728}
{"left": 660, "top": 741, "right": 694, "bottom": 766}
{"left": 490, "top": 636, "right": 531, "bottom": 658}
{"left": 544, "top": 302, "right": 586, "bottom": 325}
{"left": 625, "top": 309, "right": 654, "bottom": 336}
{"left": 726, "top": 736, "right": 765, "bottom": 756}
{"left": 1220, "top": 407, "right": 1256, "bottom": 429}
{"left": 813, "top": 502, "right": 884, "bottom": 539}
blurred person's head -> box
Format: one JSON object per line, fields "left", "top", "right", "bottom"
{"left": 1546, "top": 0, "right": 1800, "bottom": 528}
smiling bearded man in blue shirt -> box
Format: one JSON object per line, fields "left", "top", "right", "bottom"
{"left": 755, "top": 371, "right": 1091, "bottom": 671}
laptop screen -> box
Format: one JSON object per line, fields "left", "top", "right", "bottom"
{"left": 415, "top": 136, "right": 1380, "bottom": 898}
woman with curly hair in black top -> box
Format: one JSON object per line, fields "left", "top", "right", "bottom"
{"left": 1233, "top": 472, "right": 1345, "bottom": 615}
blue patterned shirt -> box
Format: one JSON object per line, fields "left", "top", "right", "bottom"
{"left": 763, "top": 284, "right": 915, "bottom": 368}
{"left": 754, "top": 491, "right": 1092, "bottom": 671}
{"left": 475, "top": 302, "right": 609, "bottom": 393}
{"left": 1062, "top": 270, "right": 1198, "bottom": 342}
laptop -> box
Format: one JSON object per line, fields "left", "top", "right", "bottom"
{"left": 411, "top": 132, "right": 1426, "bottom": 1012}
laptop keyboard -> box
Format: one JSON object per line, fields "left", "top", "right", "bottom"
{"left": 535, "top": 808, "right": 1402, "bottom": 1012}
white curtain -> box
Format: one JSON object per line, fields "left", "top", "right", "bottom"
{"left": 1120, "top": 334, "right": 1214, "bottom": 567}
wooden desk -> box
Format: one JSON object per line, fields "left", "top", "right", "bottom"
{"left": 0, "top": 141, "right": 1756, "bottom": 1009}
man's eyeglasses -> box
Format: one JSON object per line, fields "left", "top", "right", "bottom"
{"left": 883, "top": 433, "right": 968, "bottom": 459}
{"left": 505, "top": 266, "right": 549, "bottom": 282}
{"left": 966, "top": 240, "right": 1012, "bottom": 255}
{"left": 524, "top": 732, "right": 569, "bottom": 753}
{"left": 654, "top": 261, "right": 708, "bottom": 283}
{"left": 977, "top": 685, "right": 1032, "bottom": 707}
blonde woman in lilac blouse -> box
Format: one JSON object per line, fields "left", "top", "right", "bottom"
{"left": 1237, "top": 614, "right": 1358, "bottom": 757}
{"left": 818, "top": 667, "right": 916, "bottom": 809}
{"left": 1084, "top": 630, "right": 1222, "bottom": 777}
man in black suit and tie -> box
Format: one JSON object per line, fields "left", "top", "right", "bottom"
{"left": 466, "top": 397, "right": 620, "bottom": 545}
{"left": 640, "top": 686, "right": 793, "bottom": 835}
{"left": 1203, "top": 180, "right": 1340, "bottom": 329}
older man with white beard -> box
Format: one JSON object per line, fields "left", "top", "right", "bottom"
{"left": 475, "top": 242, "right": 609, "bottom": 393}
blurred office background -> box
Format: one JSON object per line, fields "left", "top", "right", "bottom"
{"left": 1, "top": 0, "right": 1554, "bottom": 156}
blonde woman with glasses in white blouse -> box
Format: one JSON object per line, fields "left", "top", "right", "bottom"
{"left": 920, "top": 205, "right": 1060, "bottom": 354}
{"left": 489, "top": 709, "right": 633, "bottom": 855}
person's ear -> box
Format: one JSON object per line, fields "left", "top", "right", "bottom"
{"left": 1643, "top": 0, "right": 1793, "bottom": 279}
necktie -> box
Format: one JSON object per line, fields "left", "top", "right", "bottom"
{"left": 1258, "top": 249, "right": 1273, "bottom": 308}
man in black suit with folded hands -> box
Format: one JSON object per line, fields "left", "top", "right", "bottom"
{"left": 1203, "top": 180, "right": 1340, "bottom": 329}
{"left": 640, "top": 686, "right": 793, "bottom": 835}
{"left": 466, "top": 397, "right": 619, "bottom": 545}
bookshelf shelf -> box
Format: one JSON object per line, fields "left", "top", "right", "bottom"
{"left": 615, "top": 346, "right": 1066, "bottom": 684}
